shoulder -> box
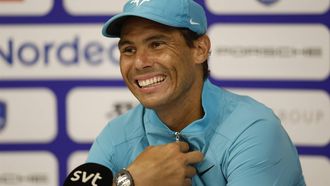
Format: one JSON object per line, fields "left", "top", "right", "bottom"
{"left": 204, "top": 81, "right": 275, "bottom": 124}
{"left": 216, "top": 88, "right": 280, "bottom": 141}
{"left": 203, "top": 81, "right": 281, "bottom": 142}
{"left": 213, "top": 92, "right": 304, "bottom": 185}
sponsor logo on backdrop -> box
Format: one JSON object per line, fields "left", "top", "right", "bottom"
{"left": 0, "top": 152, "right": 58, "bottom": 186}
{"left": 208, "top": 24, "right": 330, "bottom": 80}
{"left": 0, "top": 101, "right": 6, "bottom": 131}
{"left": 230, "top": 89, "right": 330, "bottom": 146}
{"left": 0, "top": 0, "right": 53, "bottom": 16}
{"left": 106, "top": 101, "right": 136, "bottom": 119}
{"left": 0, "top": 25, "right": 121, "bottom": 79}
{"left": 216, "top": 46, "right": 322, "bottom": 58}
{"left": 67, "top": 88, "right": 138, "bottom": 142}
{"left": 0, "top": 37, "right": 119, "bottom": 66}
{"left": 0, "top": 89, "right": 56, "bottom": 143}
{"left": 277, "top": 109, "right": 324, "bottom": 126}
{"left": 205, "top": 0, "right": 330, "bottom": 14}
{"left": 64, "top": 0, "right": 126, "bottom": 15}
{"left": 0, "top": 173, "right": 48, "bottom": 185}
{"left": 257, "top": 0, "right": 279, "bottom": 6}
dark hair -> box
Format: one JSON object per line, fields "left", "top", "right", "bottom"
{"left": 179, "top": 29, "right": 210, "bottom": 80}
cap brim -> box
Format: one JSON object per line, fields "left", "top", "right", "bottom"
{"left": 102, "top": 13, "right": 132, "bottom": 38}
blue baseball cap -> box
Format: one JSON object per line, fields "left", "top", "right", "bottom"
{"left": 102, "top": 0, "right": 207, "bottom": 38}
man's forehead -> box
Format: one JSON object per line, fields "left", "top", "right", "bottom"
{"left": 118, "top": 33, "right": 172, "bottom": 47}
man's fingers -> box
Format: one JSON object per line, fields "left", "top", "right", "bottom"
{"left": 184, "top": 178, "right": 192, "bottom": 186}
{"left": 175, "top": 141, "right": 190, "bottom": 152}
{"left": 185, "top": 151, "right": 204, "bottom": 164}
{"left": 185, "top": 165, "right": 197, "bottom": 178}
{"left": 172, "top": 142, "right": 204, "bottom": 164}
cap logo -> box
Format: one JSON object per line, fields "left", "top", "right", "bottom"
{"left": 190, "top": 18, "right": 200, "bottom": 25}
{"left": 130, "top": 0, "right": 151, "bottom": 7}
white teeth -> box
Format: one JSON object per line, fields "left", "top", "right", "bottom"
{"left": 138, "top": 76, "right": 165, "bottom": 88}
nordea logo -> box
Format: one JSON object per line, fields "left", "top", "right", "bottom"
{"left": 0, "top": 25, "right": 121, "bottom": 79}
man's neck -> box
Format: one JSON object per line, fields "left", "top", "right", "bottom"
{"left": 155, "top": 82, "right": 204, "bottom": 132}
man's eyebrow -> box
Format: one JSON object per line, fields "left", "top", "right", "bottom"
{"left": 118, "top": 34, "right": 172, "bottom": 48}
{"left": 118, "top": 39, "right": 133, "bottom": 48}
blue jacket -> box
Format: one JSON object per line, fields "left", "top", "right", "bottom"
{"left": 87, "top": 80, "right": 305, "bottom": 186}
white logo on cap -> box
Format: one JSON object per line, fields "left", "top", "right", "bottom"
{"left": 130, "top": 0, "right": 151, "bottom": 7}
{"left": 190, "top": 18, "right": 200, "bottom": 25}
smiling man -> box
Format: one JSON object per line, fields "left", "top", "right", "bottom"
{"left": 87, "top": 0, "right": 306, "bottom": 186}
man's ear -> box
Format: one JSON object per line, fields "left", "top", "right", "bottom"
{"left": 193, "top": 35, "right": 211, "bottom": 64}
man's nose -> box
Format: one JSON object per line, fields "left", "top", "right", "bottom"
{"left": 134, "top": 49, "right": 153, "bottom": 69}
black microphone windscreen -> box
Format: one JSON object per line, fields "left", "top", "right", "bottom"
{"left": 64, "top": 163, "right": 113, "bottom": 186}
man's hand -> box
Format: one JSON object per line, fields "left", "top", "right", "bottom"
{"left": 127, "top": 141, "right": 204, "bottom": 186}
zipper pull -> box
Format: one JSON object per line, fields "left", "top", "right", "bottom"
{"left": 174, "top": 132, "right": 181, "bottom": 142}
{"left": 174, "top": 132, "right": 193, "bottom": 151}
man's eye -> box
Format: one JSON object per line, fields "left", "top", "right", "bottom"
{"left": 151, "top": 41, "right": 164, "bottom": 49}
{"left": 121, "top": 47, "right": 136, "bottom": 55}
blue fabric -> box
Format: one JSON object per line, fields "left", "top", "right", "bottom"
{"left": 87, "top": 80, "right": 305, "bottom": 186}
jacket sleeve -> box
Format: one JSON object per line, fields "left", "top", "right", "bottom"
{"left": 86, "top": 120, "right": 118, "bottom": 173}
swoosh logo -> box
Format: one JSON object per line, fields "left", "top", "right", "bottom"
{"left": 198, "top": 165, "right": 215, "bottom": 176}
{"left": 257, "top": 0, "right": 279, "bottom": 6}
{"left": 190, "top": 18, "right": 200, "bottom": 25}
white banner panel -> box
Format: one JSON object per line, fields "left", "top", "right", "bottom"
{"left": 0, "top": 24, "right": 121, "bottom": 80}
{"left": 67, "top": 87, "right": 138, "bottom": 142}
{"left": 0, "top": 152, "right": 58, "bottom": 186}
{"left": 206, "top": 0, "right": 330, "bottom": 14}
{"left": 67, "top": 151, "right": 89, "bottom": 174}
{"left": 64, "top": 0, "right": 127, "bottom": 15}
{"left": 300, "top": 156, "right": 330, "bottom": 186}
{"left": 0, "top": 0, "right": 53, "bottom": 16}
{"left": 208, "top": 24, "right": 330, "bottom": 80}
{"left": 0, "top": 88, "right": 57, "bottom": 143}
{"left": 230, "top": 89, "right": 330, "bottom": 146}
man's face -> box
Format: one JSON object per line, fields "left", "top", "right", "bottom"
{"left": 118, "top": 17, "right": 203, "bottom": 111}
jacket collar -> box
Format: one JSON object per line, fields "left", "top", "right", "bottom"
{"left": 143, "top": 79, "right": 223, "bottom": 153}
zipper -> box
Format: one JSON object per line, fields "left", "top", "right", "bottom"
{"left": 174, "top": 132, "right": 194, "bottom": 151}
{"left": 174, "top": 131, "right": 181, "bottom": 142}
{"left": 174, "top": 132, "right": 197, "bottom": 152}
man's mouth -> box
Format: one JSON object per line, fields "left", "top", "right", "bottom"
{"left": 137, "top": 76, "right": 166, "bottom": 88}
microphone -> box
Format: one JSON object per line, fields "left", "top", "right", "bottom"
{"left": 64, "top": 163, "right": 113, "bottom": 186}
